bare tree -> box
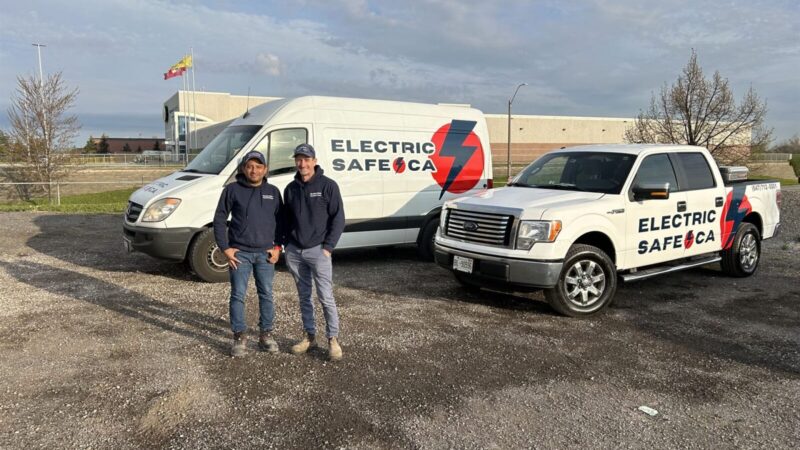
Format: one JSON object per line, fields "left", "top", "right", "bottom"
{"left": 771, "top": 135, "right": 800, "bottom": 154}
{"left": 5, "top": 72, "right": 79, "bottom": 200}
{"left": 625, "top": 50, "right": 771, "bottom": 163}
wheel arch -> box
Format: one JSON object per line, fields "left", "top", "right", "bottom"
{"left": 572, "top": 231, "right": 617, "bottom": 264}
{"left": 742, "top": 212, "right": 763, "bottom": 238}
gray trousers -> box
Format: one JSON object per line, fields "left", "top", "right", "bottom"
{"left": 284, "top": 243, "right": 340, "bottom": 338}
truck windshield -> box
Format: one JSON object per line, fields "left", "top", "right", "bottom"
{"left": 182, "top": 125, "right": 262, "bottom": 175}
{"left": 513, "top": 152, "right": 636, "bottom": 194}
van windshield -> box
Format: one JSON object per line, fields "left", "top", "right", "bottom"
{"left": 183, "top": 125, "right": 261, "bottom": 175}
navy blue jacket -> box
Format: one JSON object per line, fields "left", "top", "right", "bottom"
{"left": 213, "top": 173, "right": 283, "bottom": 253}
{"left": 283, "top": 166, "right": 345, "bottom": 252}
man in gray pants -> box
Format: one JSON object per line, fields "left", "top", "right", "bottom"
{"left": 283, "top": 144, "right": 345, "bottom": 361}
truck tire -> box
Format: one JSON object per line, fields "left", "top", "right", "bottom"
{"left": 720, "top": 222, "right": 760, "bottom": 277}
{"left": 544, "top": 244, "right": 617, "bottom": 317}
{"left": 187, "top": 228, "right": 229, "bottom": 283}
{"left": 417, "top": 219, "right": 439, "bottom": 261}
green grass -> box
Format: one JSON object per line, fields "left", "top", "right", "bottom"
{"left": 748, "top": 175, "right": 798, "bottom": 185}
{"left": 493, "top": 175, "right": 509, "bottom": 186}
{"left": 0, "top": 187, "right": 137, "bottom": 213}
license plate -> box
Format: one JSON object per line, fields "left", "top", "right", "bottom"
{"left": 123, "top": 237, "right": 132, "bottom": 253}
{"left": 453, "top": 255, "right": 473, "bottom": 273}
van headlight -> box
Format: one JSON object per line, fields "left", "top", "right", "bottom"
{"left": 516, "top": 220, "right": 562, "bottom": 250}
{"left": 142, "top": 198, "right": 181, "bottom": 222}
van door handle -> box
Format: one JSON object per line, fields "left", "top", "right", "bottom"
{"left": 715, "top": 197, "right": 724, "bottom": 207}
{"left": 677, "top": 201, "right": 687, "bottom": 212}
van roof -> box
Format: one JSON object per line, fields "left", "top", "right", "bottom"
{"left": 231, "top": 96, "right": 484, "bottom": 127}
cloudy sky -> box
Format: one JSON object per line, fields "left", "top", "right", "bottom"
{"left": 0, "top": 0, "right": 797, "bottom": 145}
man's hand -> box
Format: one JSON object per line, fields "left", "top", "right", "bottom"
{"left": 224, "top": 248, "right": 241, "bottom": 270}
{"left": 267, "top": 247, "right": 280, "bottom": 264}
{"left": 322, "top": 249, "right": 331, "bottom": 258}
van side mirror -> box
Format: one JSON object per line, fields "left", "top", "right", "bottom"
{"left": 632, "top": 182, "right": 670, "bottom": 201}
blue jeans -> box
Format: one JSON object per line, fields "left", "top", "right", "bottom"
{"left": 284, "top": 244, "right": 339, "bottom": 338}
{"left": 228, "top": 250, "right": 275, "bottom": 334}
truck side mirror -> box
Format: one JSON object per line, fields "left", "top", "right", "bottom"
{"left": 632, "top": 182, "right": 670, "bottom": 201}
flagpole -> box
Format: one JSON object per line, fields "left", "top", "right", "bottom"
{"left": 182, "top": 70, "right": 187, "bottom": 154}
{"left": 191, "top": 47, "right": 196, "bottom": 156}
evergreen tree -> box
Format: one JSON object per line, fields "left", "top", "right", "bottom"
{"left": 98, "top": 134, "right": 109, "bottom": 154}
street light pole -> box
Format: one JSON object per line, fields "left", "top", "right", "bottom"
{"left": 507, "top": 82, "right": 527, "bottom": 179}
{"left": 32, "top": 43, "right": 46, "bottom": 87}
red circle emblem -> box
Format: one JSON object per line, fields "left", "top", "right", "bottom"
{"left": 393, "top": 157, "right": 406, "bottom": 173}
{"left": 429, "top": 121, "right": 485, "bottom": 196}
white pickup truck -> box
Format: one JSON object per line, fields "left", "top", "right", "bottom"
{"left": 434, "top": 144, "right": 782, "bottom": 316}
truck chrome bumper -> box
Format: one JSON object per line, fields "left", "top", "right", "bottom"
{"left": 435, "top": 242, "right": 563, "bottom": 289}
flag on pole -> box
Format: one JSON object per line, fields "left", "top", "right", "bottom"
{"left": 163, "top": 55, "right": 193, "bottom": 80}
{"left": 164, "top": 66, "right": 186, "bottom": 80}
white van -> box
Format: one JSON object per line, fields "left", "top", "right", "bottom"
{"left": 123, "top": 96, "right": 494, "bottom": 281}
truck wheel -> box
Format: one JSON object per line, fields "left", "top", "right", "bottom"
{"left": 417, "top": 219, "right": 439, "bottom": 261}
{"left": 544, "top": 244, "right": 617, "bottom": 317}
{"left": 720, "top": 222, "right": 760, "bottom": 277}
{"left": 187, "top": 228, "right": 229, "bottom": 283}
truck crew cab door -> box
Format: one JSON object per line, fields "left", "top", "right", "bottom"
{"left": 671, "top": 151, "right": 725, "bottom": 258}
{"left": 626, "top": 152, "right": 688, "bottom": 268}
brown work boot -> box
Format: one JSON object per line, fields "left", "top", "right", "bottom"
{"left": 328, "top": 337, "right": 343, "bottom": 361}
{"left": 290, "top": 333, "right": 316, "bottom": 355}
{"left": 258, "top": 331, "right": 279, "bottom": 354}
{"left": 231, "top": 332, "right": 247, "bottom": 357}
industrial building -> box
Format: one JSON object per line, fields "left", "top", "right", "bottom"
{"left": 163, "top": 90, "right": 635, "bottom": 165}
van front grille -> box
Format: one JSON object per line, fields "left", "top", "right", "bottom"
{"left": 445, "top": 209, "right": 514, "bottom": 247}
{"left": 125, "top": 201, "right": 143, "bottom": 223}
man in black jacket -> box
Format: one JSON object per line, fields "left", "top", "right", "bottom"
{"left": 213, "top": 151, "right": 283, "bottom": 357}
{"left": 283, "top": 143, "right": 345, "bottom": 361}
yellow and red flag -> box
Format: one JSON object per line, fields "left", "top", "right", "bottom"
{"left": 163, "top": 55, "right": 193, "bottom": 80}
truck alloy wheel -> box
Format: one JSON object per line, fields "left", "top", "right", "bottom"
{"left": 545, "top": 244, "right": 617, "bottom": 317}
{"left": 721, "top": 222, "right": 760, "bottom": 277}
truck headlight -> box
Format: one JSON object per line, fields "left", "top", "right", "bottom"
{"left": 516, "top": 220, "right": 562, "bottom": 250}
{"left": 142, "top": 198, "right": 181, "bottom": 222}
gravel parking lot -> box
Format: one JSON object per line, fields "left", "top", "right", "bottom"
{"left": 1, "top": 188, "right": 798, "bottom": 449}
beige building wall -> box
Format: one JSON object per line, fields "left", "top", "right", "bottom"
{"left": 164, "top": 91, "right": 281, "bottom": 152}
{"left": 485, "top": 114, "right": 633, "bottom": 164}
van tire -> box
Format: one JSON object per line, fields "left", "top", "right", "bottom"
{"left": 720, "top": 222, "right": 760, "bottom": 277}
{"left": 417, "top": 220, "right": 439, "bottom": 261}
{"left": 188, "top": 228, "right": 229, "bottom": 283}
{"left": 544, "top": 244, "right": 617, "bottom": 317}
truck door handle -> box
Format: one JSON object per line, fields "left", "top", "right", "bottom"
{"left": 715, "top": 197, "right": 724, "bottom": 207}
{"left": 677, "top": 201, "right": 687, "bottom": 212}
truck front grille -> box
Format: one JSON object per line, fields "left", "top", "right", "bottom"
{"left": 445, "top": 209, "right": 514, "bottom": 247}
{"left": 125, "top": 201, "right": 143, "bottom": 223}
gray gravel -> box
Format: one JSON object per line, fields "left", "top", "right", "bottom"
{"left": 0, "top": 188, "right": 798, "bottom": 449}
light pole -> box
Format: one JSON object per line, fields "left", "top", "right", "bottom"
{"left": 507, "top": 82, "right": 527, "bottom": 179}
{"left": 32, "top": 43, "right": 46, "bottom": 86}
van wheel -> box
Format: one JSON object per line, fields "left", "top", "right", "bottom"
{"left": 721, "top": 223, "right": 760, "bottom": 277}
{"left": 188, "top": 228, "right": 229, "bottom": 283}
{"left": 544, "top": 244, "right": 617, "bottom": 317}
{"left": 417, "top": 219, "right": 439, "bottom": 261}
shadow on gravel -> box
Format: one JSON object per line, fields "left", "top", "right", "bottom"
{"left": 27, "top": 214, "right": 193, "bottom": 281}
{"left": 1, "top": 259, "right": 230, "bottom": 354}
